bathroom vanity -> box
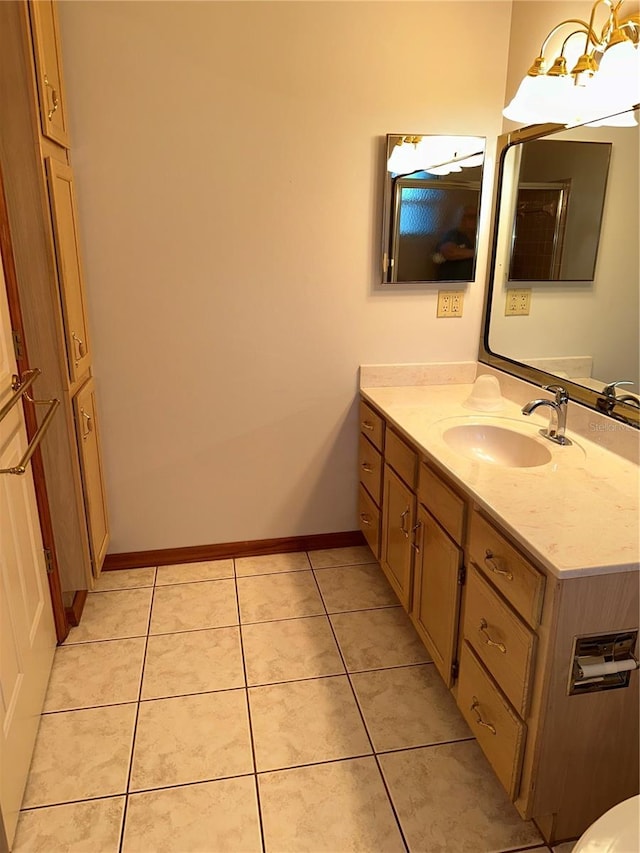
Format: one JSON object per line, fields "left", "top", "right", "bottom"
{"left": 357, "top": 371, "right": 639, "bottom": 845}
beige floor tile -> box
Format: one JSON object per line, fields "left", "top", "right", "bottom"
{"left": 22, "top": 705, "right": 137, "bottom": 808}
{"left": 249, "top": 675, "right": 371, "bottom": 772}
{"left": 379, "top": 741, "right": 543, "bottom": 853}
{"left": 308, "top": 545, "right": 376, "bottom": 569}
{"left": 130, "top": 690, "right": 253, "bottom": 791}
{"left": 44, "top": 637, "right": 145, "bottom": 711}
{"left": 259, "top": 757, "right": 405, "bottom": 853}
{"left": 237, "top": 572, "right": 324, "bottom": 624}
{"left": 236, "top": 551, "right": 310, "bottom": 576}
{"left": 315, "top": 563, "right": 399, "bottom": 613}
{"left": 93, "top": 567, "right": 156, "bottom": 591}
{"left": 553, "top": 844, "right": 576, "bottom": 852}
{"left": 330, "top": 607, "right": 431, "bottom": 671}
{"left": 155, "top": 559, "right": 234, "bottom": 586}
{"left": 141, "top": 627, "right": 244, "bottom": 699}
{"left": 149, "top": 579, "right": 237, "bottom": 634}
{"left": 13, "top": 797, "right": 125, "bottom": 853}
{"left": 122, "top": 777, "right": 262, "bottom": 853}
{"left": 351, "top": 664, "right": 472, "bottom": 751}
{"left": 64, "top": 588, "right": 152, "bottom": 644}
{"left": 242, "top": 616, "right": 344, "bottom": 685}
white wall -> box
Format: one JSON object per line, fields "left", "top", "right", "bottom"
{"left": 58, "top": 1, "right": 512, "bottom": 553}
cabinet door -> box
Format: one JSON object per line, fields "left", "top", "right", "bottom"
{"left": 45, "top": 158, "right": 92, "bottom": 385}
{"left": 29, "top": 0, "right": 70, "bottom": 147}
{"left": 411, "top": 505, "right": 463, "bottom": 687}
{"left": 381, "top": 464, "right": 415, "bottom": 609}
{"left": 73, "top": 378, "right": 109, "bottom": 574}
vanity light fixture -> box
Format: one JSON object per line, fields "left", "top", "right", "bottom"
{"left": 387, "top": 135, "right": 485, "bottom": 176}
{"left": 503, "top": 0, "right": 640, "bottom": 127}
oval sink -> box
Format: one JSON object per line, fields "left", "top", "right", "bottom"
{"left": 442, "top": 423, "right": 553, "bottom": 468}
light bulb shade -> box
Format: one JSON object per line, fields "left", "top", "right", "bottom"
{"left": 594, "top": 40, "right": 640, "bottom": 113}
{"left": 503, "top": 74, "right": 577, "bottom": 124}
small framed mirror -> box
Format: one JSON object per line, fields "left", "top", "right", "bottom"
{"left": 381, "top": 134, "right": 485, "bottom": 285}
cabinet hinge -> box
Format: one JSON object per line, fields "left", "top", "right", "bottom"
{"left": 43, "top": 548, "right": 54, "bottom": 575}
{"left": 451, "top": 660, "right": 459, "bottom": 680}
{"left": 457, "top": 565, "right": 466, "bottom": 585}
{"left": 12, "top": 330, "right": 24, "bottom": 360}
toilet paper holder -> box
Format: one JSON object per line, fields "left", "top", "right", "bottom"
{"left": 569, "top": 631, "right": 639, "bottom": 695}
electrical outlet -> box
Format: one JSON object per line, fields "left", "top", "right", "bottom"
{"left": 437, "top": 290, "right": 464, "bottom": 318}
{"left": 505, "top": 288, "right": 531, "bottom": 316}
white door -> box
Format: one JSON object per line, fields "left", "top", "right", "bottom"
{"left": 0, "top": 254, "right": 56, "bottom": 847}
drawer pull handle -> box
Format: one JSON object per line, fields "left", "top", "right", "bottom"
{"left": 81, "top": 408, "right": 93, "bottom": 440}
{"left": 411, "top": 520, "right": 423, "bottom": 553}
{"left": 362, "top": 420, "right": 375, "bottom": 432}
{"left": 44, "top": 74, "right": 59, "bottom": 121}
{"left": 360, "top": 513, "right": 372, "bottom": 527}
{"left": 470, "top": 697, "right": 496, "bottom": 735}
{"left": 484, "top": 550, "right": 513, "bottom": 581}
{"left": 400, "top": 507, "right": 410, "bottom": 538}
{"left": 72, "top": 331, "right": 86, "bottom": 364}
{"left": 479, "top": 619, "right": 507, "bottom": 653}
{"left": 361, "top": 462, "right": 374, "bottom": 473}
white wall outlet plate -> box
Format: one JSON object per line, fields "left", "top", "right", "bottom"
{"left": 505, "top": 288, "right": 531, "bottom": 316}
{"left": 437, "top": 290, "right": 464, "bottom": 318}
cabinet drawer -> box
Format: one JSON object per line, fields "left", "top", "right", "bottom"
{"left": 464, "top": 566, "right": 536, "bottom": 718}
{"left": 359, "top": 434, "right": 382, "bottom": 505}
{"left": 469, "top": 512, "right": 545, "bottom": 628}
{"left": 359, "top": 484, "right": 380, "bottom": 559}
{"left": 385, "top": 429, "right": 417, "bottom": 489}
{"left": 359, "top": 399, "right": 384, "bottom": 451}
{"left": 418, "top": 461, "right": 465, "bottom": 544}
{"left": 457, "top": 642, "right": 526, "bottom": 800}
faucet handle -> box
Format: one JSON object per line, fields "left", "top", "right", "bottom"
{"left": 543, "top": 384, "right": 569, "bottom": 405}
{"left": 602, "top": 380, "right": 633, "bottom": 398}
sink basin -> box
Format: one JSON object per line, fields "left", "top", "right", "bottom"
{"left": 442, "top": 423, "right": 553, "bottom": 468}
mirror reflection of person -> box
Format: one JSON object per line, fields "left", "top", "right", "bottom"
{"left": 434, "top": 205, "right": 478, "bottom": 280}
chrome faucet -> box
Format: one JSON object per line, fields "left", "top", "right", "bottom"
{"left": 521, "top": 385, "right": 573, "bottom": 446}
{"left": 598, "top": 380, "right": 639, "bottom": 411}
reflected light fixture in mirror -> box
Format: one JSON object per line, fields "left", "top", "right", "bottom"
{"left": 387, "top": 135, "right": 485, "bottom": 177}
{"left": 504, "top": 0, "right": 640, "bottom": 126}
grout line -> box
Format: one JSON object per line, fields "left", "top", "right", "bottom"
{"left": 19, "top": 792, "right": 126, "bottom": 813}
{"left": 234, "top": 561, "right": 267, "bottom": 853}
{"left": 117, "top": 578, "right": 156, "bottom": 853}
{"left": 307, "top": 568, "right": 411, "bottom": 853}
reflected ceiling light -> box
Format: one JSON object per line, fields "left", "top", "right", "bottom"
{"left": 387, "top": 135, "right": 485, "bottom": 176}
{"left": 503, "top": 0, "right": 639, "bottom": 127}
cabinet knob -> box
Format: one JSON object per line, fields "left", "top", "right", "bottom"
{"left": 360, "top": 513, "right": 372, "bottom": 527}
{"left": 362, "top": 420, "right": 375, "bottom": 431}
{"left": 361, "top": 461, "right": 373, "bottom": 473}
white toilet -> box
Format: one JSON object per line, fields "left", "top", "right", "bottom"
{"left": 572, "top": 795, "right": 640, "bottom": 852}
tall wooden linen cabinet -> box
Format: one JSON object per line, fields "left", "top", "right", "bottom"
{"left": 0, "top": 0, "right": 110, "bottom": 620}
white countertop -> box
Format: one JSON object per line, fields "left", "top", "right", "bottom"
{"left": 361, "top": 382, "right": 640, "bottom": 580}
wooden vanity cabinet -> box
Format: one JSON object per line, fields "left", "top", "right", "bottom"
{"left": 28, "top": 0, "right": 70, "bottom": 148}
{"left": 357, "top": 394, "right": 639, "bottom": 844}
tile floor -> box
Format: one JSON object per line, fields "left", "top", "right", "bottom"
{"left": 13, "top": 546, "right": 576, "bottom": 852}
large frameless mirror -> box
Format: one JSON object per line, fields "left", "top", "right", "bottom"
{"left": 480, "top": 107, "right": 639, "bottom": 427}
{"left": 381, "top": 134, "right": 486, "bottom": 285}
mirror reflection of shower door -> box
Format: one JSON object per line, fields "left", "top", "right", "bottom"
{"left": 509, "top": 182, "right": 570, "bottom": 280}
{"left": 390, "top": 180, "right": 480, "bottom": 283}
